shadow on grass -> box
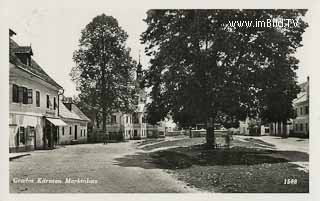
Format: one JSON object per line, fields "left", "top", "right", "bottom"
{"left": 244, "top": 138, "right": 276, "bottom": 147}
{"left": 114, "top": 144, "right": 309, "bottom": 170}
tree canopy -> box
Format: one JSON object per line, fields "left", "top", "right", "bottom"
{"left": 141, "top": 9, "right": 308, "bottom": 146}
{"left": 71, "top": 14, "right": 137, "bottom": 132}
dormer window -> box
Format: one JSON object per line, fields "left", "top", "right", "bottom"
{"left": 12, "top": 46, "right": 33, "bottom": 66}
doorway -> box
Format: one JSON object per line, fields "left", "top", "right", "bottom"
{"left": 75, "top": 125, "right": 78, "bottom": 140}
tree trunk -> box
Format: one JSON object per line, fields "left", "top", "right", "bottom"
{"left": 96, "top": 112, "right": 100, "bottom": 129}
{"left": 102, "top": 107, "right": 107, "bottom": 133}
{"left": 282, "top": 120, "right": 287, "bottom": 138}
{"left": 277, "top": 121, "right": 281, "bottom": 136}
{"left": 206, "top": 117, "right": 215, "bottom": 149}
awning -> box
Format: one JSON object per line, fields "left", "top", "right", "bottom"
{"left": 46, "top": 118, "right": 68, "bottom": 126}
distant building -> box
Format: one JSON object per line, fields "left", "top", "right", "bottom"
{"left": 9, "top": 29, "right": 66, "bottom": 152}
{"left": 105, "top": 57, "right": 147, "bottom": 140}
{"left": 239, "top": 117, "right": 261, "bottom": 136}
{"left": 58, "top": 97, "right": 90, "bottom": 144}
{"left": 292, "top": 77, "right": 309, "bottom": 137}
{"left": 269, "top": 77, "right": 309, "bottom": 137}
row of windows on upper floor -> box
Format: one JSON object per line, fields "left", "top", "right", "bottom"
{"left": 110, "top": 115, "right": 146, "bottom": 124}
{"left": 12, "top": 84, "right": 57, "bottom": 110}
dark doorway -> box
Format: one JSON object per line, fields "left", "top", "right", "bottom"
{"left": 134, "top": 130, "right": 137, "bottom": 137}
{"left": 75, "top": 125, "right": 78, "bottom": 140}
{"left": 44, "top": 119, "right": 54, "bottom": 149}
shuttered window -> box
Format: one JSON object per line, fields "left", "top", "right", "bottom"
{"left": 22, "top": 87, "right": 28, "bottom": 104}
{"left": 13, "top": 84, "right": 33, "bottom": 105}
{"left": 18, "top": 87, "right": 23, "bottom": 103}
{"left": 36, "top": 91, "right": 40, "bottom": 107}
{"left": 12, "top": 84, "right": 19, "bottom": 103}
{"left": 47, "top": 95, "right": 50, "bottom": 108}
{"left": 19, "top": 127, "right": 26, "bottom": 144}
{"left": 54, "top": 97, "right": 57, "bottom": 110}
{"left": 27, "top": 89, "right": 33, "bottom": 104}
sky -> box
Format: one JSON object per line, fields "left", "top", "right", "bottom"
{"left": 8, "top": 2, "right": 311, "bottom": 97}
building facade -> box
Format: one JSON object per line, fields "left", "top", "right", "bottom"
{"left": 58, "top": 97, "right": 90, "bottom": 144}
{"left": 292, "top": 78, "right": 309, "bottom": 137}
{"left": 268, "top": 77, "right": 309, "bottom": 137}
{"left": 105, "top": 58, "right": 147, "bottom": 140}
{"left": 9, "top": 29, "right": 66, "bottom": 152}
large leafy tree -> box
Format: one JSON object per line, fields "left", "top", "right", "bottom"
{"left": 141, "top": 9, "right": 307, "bottom": 147}
{"left": 71, "top": 14, "right": 137, "bottom": 133}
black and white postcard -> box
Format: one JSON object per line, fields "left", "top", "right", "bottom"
{"left": 1, "top": 0, "right": 320, "bottom": 201}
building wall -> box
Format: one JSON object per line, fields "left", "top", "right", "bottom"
{"left": 132, "top": 112, "right": 147, "bottom": 139}
{"left": 9, "top": 65, "right": 60, "bottom": 152}
{"left": 59, "top": 120, "right": 88, "bottom": 144}
{"left": 105, "top": 112, "right": 147, "bottom": 140}
{"left": 292, "top": 102, "right": 309, "bottom": 137}
{"left": 9, "top": 113, "right": 44, "bottom": 152}
{"left": 239, "top": 118, "right": 250, "bottom": 135}
{"left": 260, "top": 125, "right": 270, "bottom": 136}
{"left": 9, "top": 65, "right": 59, "bottom": 116}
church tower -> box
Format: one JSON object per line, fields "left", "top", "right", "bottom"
{"left": 135, "top": 51, "right": 146, "bottom": 104}
{"left": 136, "top": 52, "right": 143, "bottom": 87}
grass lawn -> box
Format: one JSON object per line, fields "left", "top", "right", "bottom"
{"left": 148, "top": 138, "right": 309, "bottom": 193}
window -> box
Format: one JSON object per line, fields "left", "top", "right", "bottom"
{"left": 84, "top": 130, "right": 86, "bottom": 136}
{"left": 306, "top": 123, "right": 309, "bottom": 132}
{"left": 13, "top": 85, "right": 33, "bottom": 104}
{"left": 295, "top": 124, "right": 298, "bottom": 131}
{"left": 54, "top": 97, "right": 57, "bottom": 110}
{"left": 300, "top": 107, "right": 303, "bottom": 115}
{"left": 305, "top": 106, "right": 309, "bottom": 115}
{"left": 133, "top": 113, "right": 139, "bottom": 124}
{"left": 300, "top": 124, "right": 303, "bottom": 131}
{"left": 80, "top": 130, "right": 82, "bottom": 136}
{"left": 62, "top": 127, "right": 64, "bottom": 136}
{"left": 36, "top": 91, "right": 40, "bottom": 107}
{"left": 27, "top": 89, "right": 33, "bottom": 104}
{"left": 18, "top": 87, "right": 23, "bottom": 103}
{"left": 12, "top": 84, "right": 19, "bottom": 103}
{"left": 19, "top": 127, "right": 26, "bottom": 144}
{"left": 111, "top": 115, "right": 117, "bottom": 124}
{"left": 69, "top": 126, "right": 72, "bottom": 135}
{"left": 47, "top": 95, "right": 50, "bottom": 108}
{"left": 126, "top": 116, "right": 128, "bottom": 123}
{"left": 22, "top": 87, "right": 28, "bottom": 104}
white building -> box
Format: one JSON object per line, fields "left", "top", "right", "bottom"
{"left": 9, "top": 29, "right": 67, "bottom": 152}
{"left": 58, "top": 97, "right": 90, "bottom": 144}
{"left": 105, "top": 59, "right": 147, "bottom": 140}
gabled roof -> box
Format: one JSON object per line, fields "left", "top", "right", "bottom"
{"left": 9, "top": 38, "right": 62, "bottom": 89}
{"left": 293, "top": 93, "right": 307, "bottom": 105}
{"left": 72, "top": 104, "right": 91, "bottom": 122}
{"left": 59, "top": 101, "right": 83, "bottom": 121}
{"left": 59, "top": 100, "right": 90, "bottom": 122}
